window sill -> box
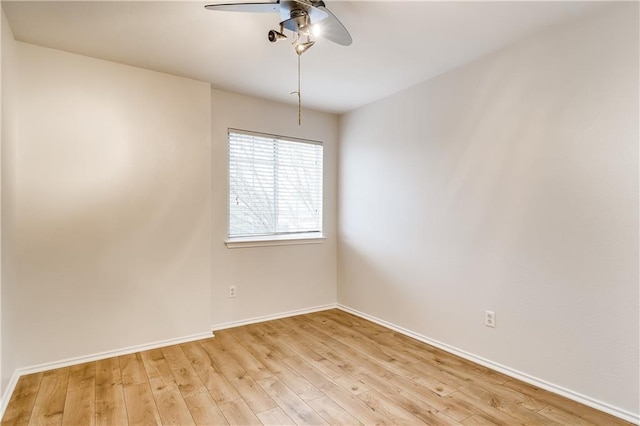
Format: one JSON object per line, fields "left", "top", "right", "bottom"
{"left": 225, "top": 233, "right": 326, "bottom": 249}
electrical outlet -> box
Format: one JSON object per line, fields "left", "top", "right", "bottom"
{"left": 485, "top": 310, "right": 495, "bottom": 328}
{"left": 229, "top": 285, "right": 237, "bottom": 298}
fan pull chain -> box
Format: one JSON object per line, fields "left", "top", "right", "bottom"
{"left": 291, "top": 53, "right": 302, "bottom": 126}
{"left": 297, "top": 54, "right": 301, "bottom": 126}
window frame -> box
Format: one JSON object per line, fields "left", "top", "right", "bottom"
{"left": 225, "top": 128, "right": 325, "bottom": 248}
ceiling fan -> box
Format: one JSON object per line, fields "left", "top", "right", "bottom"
{"left": 204, "top": 0, "right": 352, "bottom": 125}
{"left": 204, "top": 0, "right": 352, "bottom": 55}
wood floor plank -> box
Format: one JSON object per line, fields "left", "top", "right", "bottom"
{"left": 295, "top": 317, "right": 445, "bottom": 401}
{"left": 95, "top": 358, "right": 128, "bottom": 426}
{"left": 401, "top": 357, "right": 473, "bottom": 391}
{"left": 231, "top": 326, "right": 325, "bottom": 400}
{"left": 201, "top": 338, "right": 277, "bottom": 413}
{"left": 279, "top": 316, "right": 404, "bottom": 399}
{"left": 394, "top": 390, "right": 464, "bottom": 426}
{"left": 331, "top": 374, "right": 371, "bottom": 395}
{"left": 140, "top": 349, "right": 196, "bottom": 425}
{"left": 460, "top": 414, "right": 501, "bottom": 425}
{"left": 321, "top": 310, "right": 444, "bottom": 363}
{"left": 320, "top": 381, "right": 392, "bottom": 425}
{"left": 282, "top": 355, "right": 340, "bottom": 394}
{"left": 464, "top": 380, "right": 547, "bottom": 412}
{"left": 538, "top": 405, "right": 597, "bottom": 426}
{"left": 256, "top": 376, "right": 328, "bottom": 425}
{"left": 60, "top": 388, "right": 95, "bottom": 426}
{"left": 457, "top": 382, "right": 562, "bottom": 425}
{"left": 224, "top": 324, "right": 286, "bottom": 373}
{"left": 283, "top": 355, "right": 379, "bottom": 424}
{"left": 386, "top": 361, "right": 458, "bottom": 397}
{"left": 300, "top": 314, "right": 465, "bottom": 399}
{"left": 218, "top": 399, "right": 261, "bottom": 426}
{"left": 28, "top": 368, "right": 70, "bottom": 426}
{"left": 358, "top": 389, "right": 429, "bottom": 425}
{"left": 446, "top": 390, "right": 526, "bottom": 425}
{"left": 61, "top": 364, "right": 95, "bottom": 426}
{"left": 122, "top": 383, "right": 162, "bottom": 426}
{"left": 276, "top": 319, "right": 371, "bottom": 394}
{"left": 139, "top": 349, "right": 169, "bottom": 379}
{"left": 214, "top": 331, "right": 273, "bottom": 380}
{"left": 230, "top": 335, "right": 284, "bottom": 377}
{"left": 183, "top": 392, "right": 229, "bottom": 425}
{"left": 148, "top": 378, "right": 196, "bottom": 426}
{"left": 255, "top": 407, "right": 296, "bottom": 425}
{"left": 310, "top": 312, "right": 419, "bottom": 365}
{"left": 272, "top": 363, "right": 326, "bottom": 401}
{"left": 501, "top": 379, "right": 630, "bottom": 426}
{"left": 307, "top": 395, "right": 363, "bottom": 426}
{"left": 370, "top": 364, "right": 452, "bottom": 402}
{"left": 293, "top": 315, "right": 401, "bottom": 377}
{"left": 3, "top": 309, "right": 630, "bottom": 426}
{"left": 316, "top": 312, "right": 508, "bottom": 390}
{"left": 1, "top": 373, "right": 43, "bottom": 426}
{"left": 181, "top": 341, "right": 241, "bottom": 405}
{"left": 160, "top": 345, "right": 209, "bottom": 398}
{"left": 261, "top": 321, "right": 348, "bottom": 380}
{"left": 235, "top": 325, "right": 291, "bottom": 362}
{"left": 119, "top": 354, "right": 147, "bottom": 387}
{"left": 66, "top": 363, "right": 95, "bottom": 393}
{"left": 277, "top": 317, "right": 363, "bottom": 376}
{"left": 351, "top": 369, "right": 460, "bottom": 425}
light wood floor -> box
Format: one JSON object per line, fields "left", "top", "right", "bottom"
{"left": 1, "top": 309, "right": 631, "bottom": 426}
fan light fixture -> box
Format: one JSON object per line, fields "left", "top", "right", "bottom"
{"left": 294, "top": 38, "right": 315, "bottom": 55}
{"left": 271, "top": 9, "right": 316, "bottom": 56}
{"left": 205, "top": 0, "right": 352, "bottom": 125}
{"left": 268, "top": 24, "right": 287, "bottom": 42}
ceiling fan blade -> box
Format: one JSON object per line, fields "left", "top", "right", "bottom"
{"left": 316, "top": 5, "right": 352, "bottom": 46}
{"left": 204, "top": 2, "right": 280, "bottom": 13}
{"left": 281, "top": 17, "right": 299, "bottom": 33}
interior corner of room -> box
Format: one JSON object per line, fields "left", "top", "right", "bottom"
{"left": 0, "top": 1, "right": 638, "bottom": 424}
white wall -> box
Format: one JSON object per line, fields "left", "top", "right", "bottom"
{"left": 0, "top": 35, "right": 339, "bottom": 395}
{"left": 210, "top": 89, "right": 338, "bottom": 327}
{"left": 1, "top": 11, "right": 4, "bottom": 397}
{"left": 1, "top": 9, "right": 18, "bottom": 395}
{"left": 8, "top": 42, "right": 212, "bottom": 371}
{"left": 338, "top": 3, "right": 638, "bottom": 416}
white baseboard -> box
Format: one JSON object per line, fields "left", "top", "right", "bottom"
{"left": 337, "top": 304, "right": 639, "bottom": 425}
{"left": 211, "top": 303, "right": 337, "bottom": 331}
{"left": 0, "top": 330, "right": 212, "bottom": 420}
{"left": 0, "top": 370, "right": 20, "bottom": 420}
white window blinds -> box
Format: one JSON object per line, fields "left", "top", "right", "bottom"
{"left": 228, "top": 130, "right": 323, "bottom": 238}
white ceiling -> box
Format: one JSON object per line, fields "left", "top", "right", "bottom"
{"left": 3, "top": 1, "right": 606, "bottom": 113}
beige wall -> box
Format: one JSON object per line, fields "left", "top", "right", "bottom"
{"left": 338, "top": 3, "right": 639, "bottom": 415}
{"left": 6, "top": 42, "right": 212, "bottom": 379}
{"left": 1, "top": 10, "right": 18, "bottom": 394}
{"left": 0, "top": 36, "right": 339, "bottom": 396}
{"left": 210, "top": 89, "right": 338, "bottom": 327}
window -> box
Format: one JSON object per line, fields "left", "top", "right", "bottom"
{"left": 227, "top": 129, "right": 323, "bottom": 246}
